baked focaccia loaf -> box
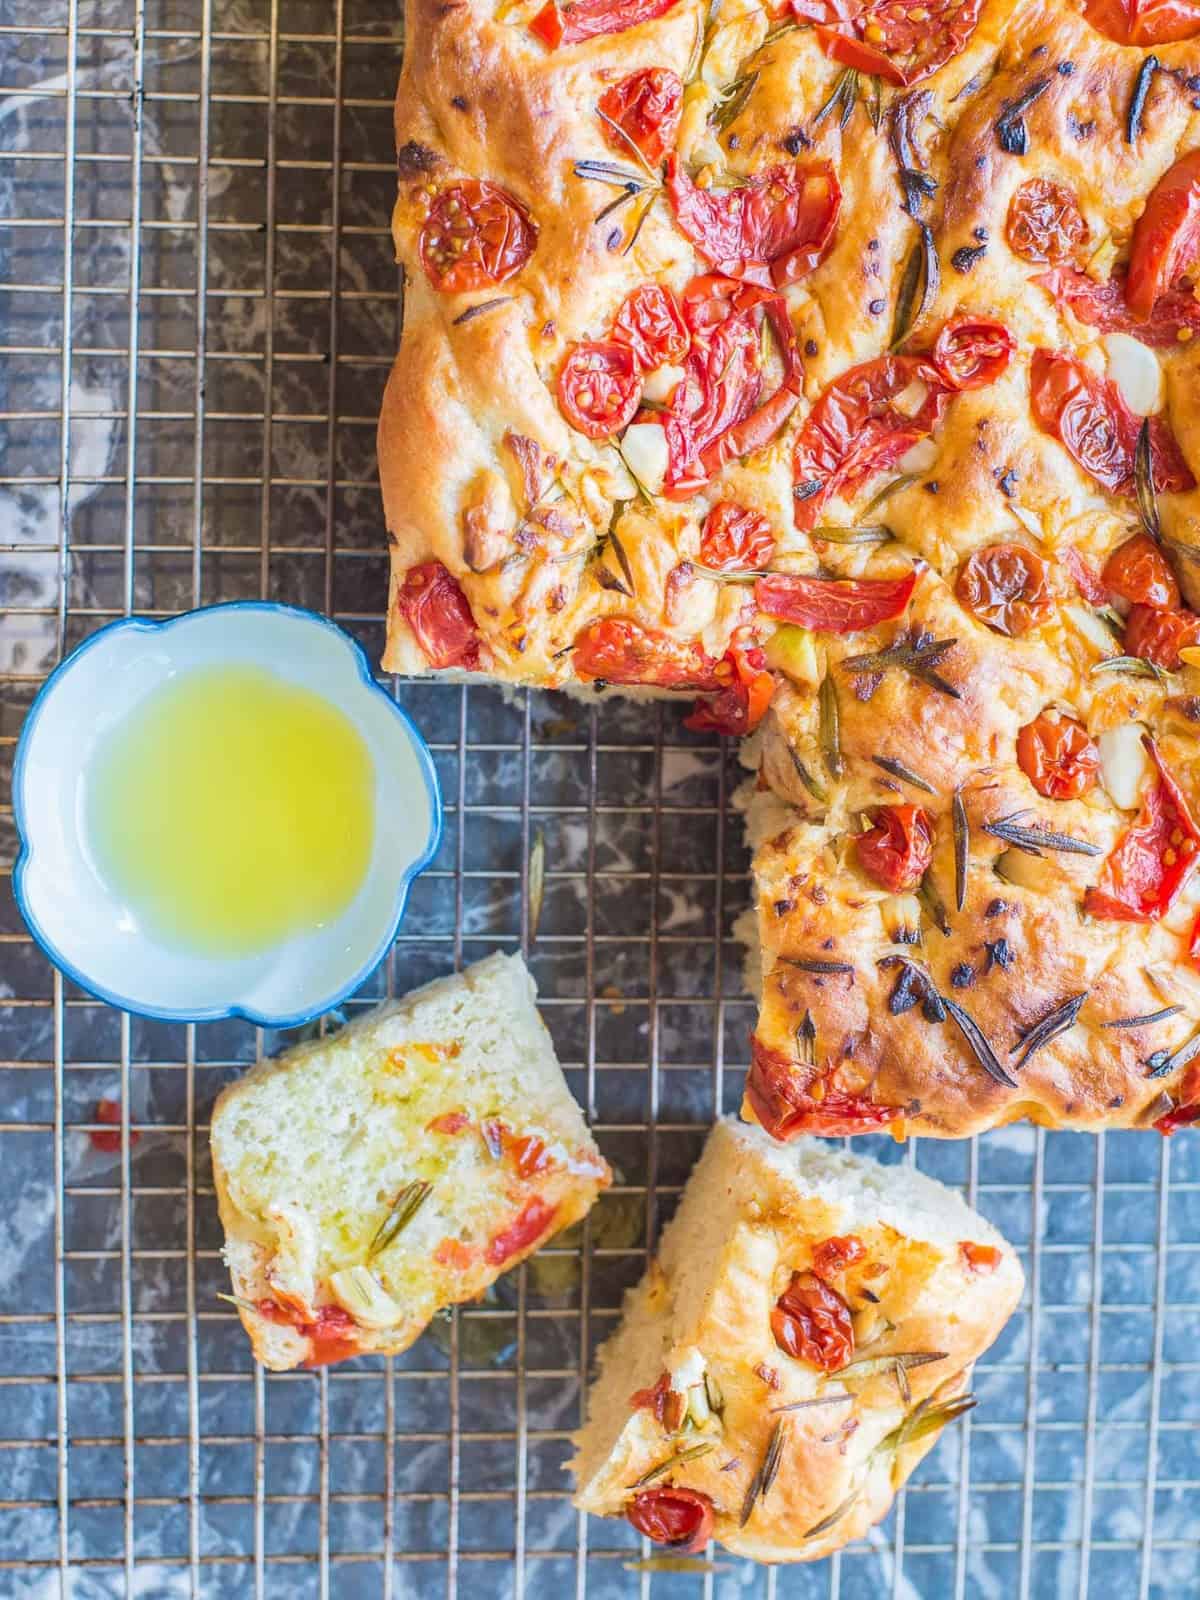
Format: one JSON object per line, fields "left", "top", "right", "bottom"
{"left": 210, "top": 953, "right": 609, "bottom": 1369}
{"left": 571, "top": 1118, "right": 1023, "bottom": 1561}
{"left": 382, "top": 0, "right": 1200, "bottom": 1135}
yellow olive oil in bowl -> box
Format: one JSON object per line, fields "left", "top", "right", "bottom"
{"left": 86, "top": 663, "right": 376, "bottom": 958}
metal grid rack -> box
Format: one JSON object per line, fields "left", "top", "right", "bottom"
{"left": 2, "top": 3, "right": 1199, "bottom": 1595}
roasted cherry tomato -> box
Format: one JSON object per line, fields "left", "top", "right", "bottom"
{"left": 418, "top": 181, "right": 536, "bottom": 293}
{"left": 663, "top": 276, "right": 802, "bottom": 496}
{"left": 1126, "top": 150, "right": 1200, "bottom": 322}
{"left": 770, "top": 1270, "right": 854, "bottom": 1370}
{"left": 1125, "top": 603, "right": 1200, "bottom": 670}
{"left": 485, "top": 1196, "right": 557, "bottom": 1266}
{"left": 398, "top": 561, "right": 481, "bottom": 670}
{"left": 755, "top": 570, "right": 917, "bottom": 632}
{"left": 1155, "top": 1062, "right": 1200, "bottom": 1135}
{"left": 1036, "top": 266, "right": 1200, "bottom": 348}
{"left": 792, "top": 353, "right": 943, "bottom": 529}
{"left": 626, "top": 1488, "right": 714, "bottom": 1551}
{"left": 956, "top": 543, "right": 1054, "bottom": 637}
{"left": 509, "top": 1133, "right": 552, "bottom": 1179}
{"left": 530, "top": 0, "right": 680, "bottom": 45}
{"left": 931, "top": 317, "right": 1016, "bottom": 391}
{"left": 629, "top": 1372, "right": 685, "bottom": 1429}
{"left": 746, "top": 1034, "right": 898, "bottom": 1137}
{"left": 597, "top": 67, "right": 683, "bottom": 164}
{"left": 1103, "top": 533, "right": 1180, "bottom": 610}
{"left": 1029, "top": 348, "right": 1194, "bottom": 497}
{"left": 791, "top": 0, "right": 984, "bottom": 85}
{"left": 1085, "top": 739, "right": 1200, "bottom": 921}
{"left": 572, "top": 617, "right": 721, "bottom": 688}
{"left": 812, "top": 1235, "right": 866, "bottom": 1276}
{"left": 855, "top": 803, "right": 934, "bottom": 891}
{"left": 1084, "top": 0, "right": 1200, "bottom": 41}
{"left": 1062, "top": 546, "right": 1109, "bottom": 607}
{"left": 1016, "top": 712, "right": 1100, "bottom": 802}
{"left": 427, "top": 1110, "right": 472, "bottom": 1135}
{"left": 557, "top": 340, "right": 641, "bottom": 438}
{"left": 256, "top": 1301, "right": 361, "bottom": 1367}
{"left": 960, "top": 1241, "right": 1003, "bottom": 1273}
{"left": 1006, "top": 179, "right": 1089, "bottom": 265}
{"left": 89, "top": 1097, "right": 140, "bottom": 1154}
{"left": 684, "top": 644, "right": 775, "bottom": 736}
{"left": 611, "top": 283, "right": 690, "bottom": 373}
{"left": 698, "top": 501, "right": 775, "bottom": 572}
{"left": 665, "top": 157, "right": 841, "bottom": 287}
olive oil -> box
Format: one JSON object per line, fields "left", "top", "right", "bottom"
{"left": 85, "top": 664, "right": 375, "bottom": 957}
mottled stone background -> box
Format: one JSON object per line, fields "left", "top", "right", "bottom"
{"left": 2, "top": 3, "right": 1199, "bottom": 1596}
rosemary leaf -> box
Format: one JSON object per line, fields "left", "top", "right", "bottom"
{"left": 632, "top": 1440, "right": 717, "bottom": 1488}
{"left": 941, "top": 997, "right": 1018, "bottom": 1089}
{"left": 1101, "top": 1005, "right": 1184, "bottom": 1030}
{"left": 881, "top": 1392, "right": 977, "bottom": 1457}
{"left": 811, "top": 524, "right": 895, "bottom": 545}
{"left": 739, "top": 1419, "right": 787, "bottom": 1527}
{"left": 572, "top": 158, "right": 649, "bottom": 190}
{"left": 595, "top": 106, "right": 659, "bottom": 180}
{"left": 819, "top": 670, "right": 843, "bottom": 780}
{"left": 528, "top": 827, "right": 546, "bottom": 944}
{"left": 367, "top": 1181, "right": 433, "bottom": 1261}
{"left": 1126, "top": 54, "right": 1159, "bottom": 144}
{"left": 860, "top": 473, "right": 919, "bottom": 518}
{"left": 994, "top": 76, "right": 1050, "bottom": 155}
{"left": 790, "top": 747, "right": 829, "bottom": 804}
{"left": 769, "top": 1391, "right": 855, "bottom": 1415}
{"left": 797, "top": 1009, "right": 818, "bottom": 1067}
{"left": 873, "top": 754, "right": 936, "bottom": 793}
{"left": 710, "top": 70, "right": 759, "bottom": 133}
{"left": 804, "top": 1490, "right": 860, "bottom": 1540}
{"left": 891, "top": 222, "right": 938, "bottom": 351}
{"left": 623, "top": 190, "right": 657, "bottom": 255}
{"left": 952, "top": 787, "right": 969, "bottom": 913}
{"left": 452, "top": 297, "right": 512, "bottom": 326}
{"left": 1146, "top": 1028, "right": 1200, "bottom": 1080}
{"left": 983, "top": 813, "right": 1101, "bottom": 858}
{"left": 779, "top": 955, "right": 855, "bottom": 975}
{"left": 216, "top": 1291, "right": 258, "bottom": 1312}
{"left": 812, "top": 67, "right": 858, "bottom": 131}
{"left": 1091, "top": 655, "right": 1170, "bottom": 683}
{"left": 1135, "top": 417, "right": 1161, "bottom": 541}
{"left": 608, "top": 526, "right": 637, "bottom": 596}
{"left": 1010, "top": 991, "right": 1087, "bottom": 1071}
{"left": 840, "top": 1350, "right": 947, "bottom": 1382}
{"left": 918, "top": 872, "right": 952, "bottom": 937}
{"left": 867, "top": 74, "right": 884, "bottom": 132}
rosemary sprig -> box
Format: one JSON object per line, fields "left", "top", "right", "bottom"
{"left": 842, "top": 631, "right": 961, "bottom": 700}
{"left": 452, "top": 297, "right": 512, "bottom": 326}
{"left": 595, "top": 107, "right": 659, "bottom": 181}
{"left": 819, "top": 670, "right": 843, "bottom": 779}
{"left": 528, "top": 828, "right": 546, "bottom": 944}
{"left": 632, "top": 1440, "right": 718, "bottom": 1488}
{"left": 811, "top": 524, "right": 895, "bottom": 545}
{"left": 1135, "top": 417, "right": 1161, "bottom": 541}
{"left": 1101, "top": 1005, "right": 1184, "bottom": 1030}
{"left": 952, "top": 787, "right": 969, "bottom": 912}
{"left": 739, "top": 1419, "right": 787, "bottom": 1528}
{"left": 1126, "top": 55, "right": 1159, "bottom": 144}
{"left": 1010, "top": 991, "right": 1087, "bottom": 1071}
{"left": 812, "top": 67, "right": 860, "bottom": 131}
{"left": 983, "top": 813, "right": 1101, "bottom": 858}
{"left": 941, "top": 996, "right": 1018, "bottom": 1089}
{"left": 1091, "top": 655, "right": 1170, "bottom": 683}
{"left": 840, "top": 1350, "right": 947, "bottom": 1385}
{"left": 769, "top": 1391, "right": 854, "bottom": 1415}
{"left": 779, "top": 956, "right": 855, "bottom": 975}
{"left": 892, "top": 221, "right": 938, "bottom": 350}
{"left": 873, "top": 755, "right": 936, "bottom": 793}
{"left": 367, "top": 1181, "right": 433, "bottom": 1261}
{"left": 710, "top": 70, "right": 759, "bottom": 134}
{"left": 789, "top": 747, "right": 829, "bottom": 804}
{"left": 880, "top": 1391, "right": 977, "bottom": 1456}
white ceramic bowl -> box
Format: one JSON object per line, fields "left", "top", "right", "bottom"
{"left": 14, "top": 603, "right": 442, "bottom": 1026}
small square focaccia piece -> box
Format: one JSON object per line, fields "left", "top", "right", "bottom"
{"left": 571, "top": 1119, "right": 1021, "bottom": 1563}
{"left": 211, "top": 952, "right": 609, "bottom": 1370}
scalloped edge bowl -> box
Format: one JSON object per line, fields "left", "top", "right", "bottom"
{"left": 13, "top": 603, "right": 442, "bottom": 1026}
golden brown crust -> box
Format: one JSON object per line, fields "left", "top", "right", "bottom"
{"left": 384, "top": 0, "right": 1200, "bottom": 1136}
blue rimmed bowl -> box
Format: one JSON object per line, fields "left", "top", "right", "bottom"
{"left": 13, "top": 603, "right": 442, "bottom": 1027}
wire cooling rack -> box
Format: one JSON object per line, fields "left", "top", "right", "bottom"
{"left": 2, "top": 3, "right": 1200, "bottom": 1596}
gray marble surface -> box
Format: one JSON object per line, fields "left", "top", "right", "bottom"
{"left": 2, "top": 4, "right": 1199, "bottom": 1596}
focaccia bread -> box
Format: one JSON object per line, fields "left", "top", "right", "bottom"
{"left": 210, "top": 953, "right": 609, "bottom": 1369}
{"left": 571, "top": 1118, "right": 1023, "bottom": 1561}
{"left": 381, "top": 0, "right": 1200, "bottom": 1135}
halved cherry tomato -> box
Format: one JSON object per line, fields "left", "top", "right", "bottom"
{"left": 529, "top": 0, "right": 680, "bottom": 45}
{"left": 1085, "top": 738, "right": 1200, "bottom": 921}
{"left": 1103, "top": 533, "right": 1180, "bottom": 610}
{"left": 855, "top": 803, "right": 934, "bottom": 891}
{"left": 418, "top": 181, "right": 536, "bottom": 293}
{"left": 427, "top": 1110, "right": 471, "bottom": 1135}
{"left": 956, "top": 543, "right": 1054, "bottom": 637}
{"left": 791, "top": 353, "right": 944, "bottom": 529}
{"left": 1036, "top": 267, "right": 1200, "bottom": 348}
{"left": 960, "top": 1241, "right": 1002, "bottom": 1273}
{"left": 1127, "top": 150, "right": 1200, "bottom": 322}
{"left": 1155, "top": 1061, "right": 1200, "bottom": 1135}
{"left": 1062, "top": 546, "right": 1109, "bottom": 607}
{"left": 684, "top": 644, "right": 775, "bottom": 735}
{"left": 1029, "top": 348, "right": 1194, "bottom": 497}
{"left": 1007, "top": 179, "right": 1089, "bottom": 265}
{"left": 665, "top": 157, "right": 841, "bottom": 287}
{"left": 812, "top": 1235, "right": 866, "bottom": 1276}
{"left": 611, "top": 283, "right": 689, "bottom": 373}
{"left": 557, "top": 340, "right": 641, "bottom": 439}
{"left": 755, "top": 570, "right": 917, "bottom": 632}
{"left": 485, "top": 1196, "right": 557, "bottom": 1266}
{"left": 1016, "top": 712, "right": 1100, "bottom": 802}
{"left": 89, "top": 1097, "right": 140, "bottom": 1154}
{"left": 1125, "top": 603, "right": 1200, "bottom": 670}
{"left": 510, "top": 1133, "right": 552, "bottom": 1179}
{"left": 746, "top": 1034, "right": 898, "bottom": 1137}
{"left": 663, "top": 276, "right": 802, "bottom": 497}
{"left": 398, "top": 562, "right": 481, "bottom": 670}
{"left": 629, "top": 1372, "right": 685, "bottom": 1429}
{"left": 699, "top": 502, "right": 775, "bottom": 572}
{"left": 597, "top": 67, "right": 682, "bottom": 164}
{"left": 256, "top": 1300, "right": 361, "bottom": 1367}
{"left": 791, "top": 0, "right": 984, "bottom": 86}
{"left": 572, "top": 617, "right": 721, "bottom": 688}
{"left": 1084, "top": 0, "right": 1200, "bottom": 42}
{"left": 626, "top": 1488, "right": 714, "bottom": 1551}
{"left": 770, "top": 1270, "right": 854, "bottom": 1370}
{"left": 931, "top": 317, "right": 1016, "bottom": 391}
